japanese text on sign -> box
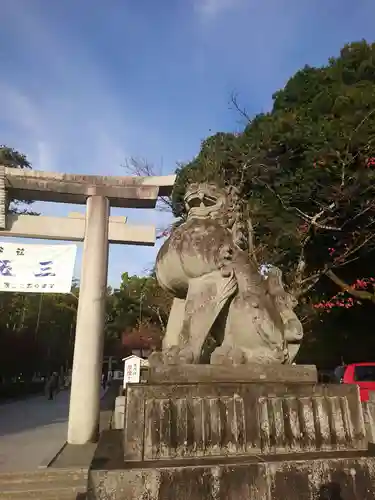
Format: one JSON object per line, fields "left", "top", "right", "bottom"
{"left": 0, "top": 242, "right": 77, "bottom": 294}
{"left": 123, "top": 357, "right": 141, "bottom": 387}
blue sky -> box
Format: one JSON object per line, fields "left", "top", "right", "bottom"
{"left": 0, "top": 0, "right": 374, "bottom": 287}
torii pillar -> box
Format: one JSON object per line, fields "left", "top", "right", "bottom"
{"left": 68, "top": 195, "right": 110, "bottom": 444}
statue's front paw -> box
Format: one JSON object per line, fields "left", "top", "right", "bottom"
{"left": 211, "top": 345, "right": 245, "bottom": 365}
{"left": 177, "top": 346, "right": 195, "bottom": 364}
{"left": 148, "top": 346, "right": 183, "bottom": 366}
{"left": 162, "top": 346, "right": 195, "bottom": 365}
{"left": 163, "top": 346, "right": 183, "bottom": 365}
{"left": 148, "top": 351, "right": 164, "bottom": 367}
{"left": 210, "top": 345, "right": 230, "bottom": 365}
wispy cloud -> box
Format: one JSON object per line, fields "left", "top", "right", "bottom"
{"left": 0, "top": 82, "right": 56, "bottom": 171}
{"left": 35, "top": 141, "right": 55, "bottom": 173}
{"left": 0, "top": 1, "right": 131, "bottom": 176}
{"left": 193, "top": 0, "right": 244, "bottom": 18}
{"left": 0, "top": 84, "right": 43, "bottom": 135}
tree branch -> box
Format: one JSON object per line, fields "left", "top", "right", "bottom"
{"left": 257, "top": 178, "right": 339, "bottom": 230}
{"left": 122, "top": 157, "right": 173, "bottom": 212}
{"left": 148, "top": 305, "right": 166, "bottom": 333}
{"left": 229, "top": 92, "right": 251, "bottom": 123}
{"left": 293, "top": 270, "right": 324, "bottom": 297}
{"left": 326, "top": 270, "right": 375, "bottom": 302}
{"left": 332, "top": 228, "right": 375, "bottom": 266}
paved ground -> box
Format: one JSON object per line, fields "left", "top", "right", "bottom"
{"left": 0, "top": 388, "right": 107, "bottom": 473}
{"left": 51, "top": 382, "right": 120, "bottom": 469}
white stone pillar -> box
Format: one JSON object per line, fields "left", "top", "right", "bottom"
{"left": 67, "top": 195, "right": 109, "bottom": 444}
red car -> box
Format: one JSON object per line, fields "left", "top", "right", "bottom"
{"left": 333, "top": 362, "right": 375, "bottom": 402}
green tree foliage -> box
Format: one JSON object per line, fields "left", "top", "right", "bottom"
{"left": 0, "top": 271, "right": 172, "bottom": 381}
{"left": 107, "top": 272, "right": 173, "bottom": 348}
{"left": 174, "top": 40, "right": 375, "bottom": 299}
{"left": 0, "top": 145, "right": 36, "bottom": 214}
{"left": 0, "top": 146, "right": 31, "bottom": 170}
{"left": 0, "top": 289, "right": 78, "bottom": 380}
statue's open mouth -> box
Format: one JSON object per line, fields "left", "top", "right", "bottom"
{"left": 183, "top": 183, "right": 225, "bottom": 219}
{"left": 185, "top": 191, "right": 218, "bottom": 211}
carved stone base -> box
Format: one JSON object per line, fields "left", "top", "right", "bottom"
{"left": 147, "top": 363, "right": 318, "bottom": 384}
{"left": 88, "top": 369, "right": 375, "bottom": 499}
{"left": 89, "top": 446, "right": 375, "bottom": 500}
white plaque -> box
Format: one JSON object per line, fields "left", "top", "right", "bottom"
{"left": 123, "top": 356, "right": 141, "bottom": 387}
{"left": 0, "top": 242, "right": 77, "bottom": 293}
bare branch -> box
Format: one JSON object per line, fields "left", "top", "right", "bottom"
{"left": 292, "top": 266, "right": 325, "bottom": 297}
{"left": 332, "top": 227, "right": 375, "bottom": 266}
{"left": 341, "top": 198, "right": 375, "bottom": 229}
{"left": 122, "top": 156, "right": 173, "bottom": 213}
{"left": 148, "top": 305, "right": 166, "bottom": 333}
{"left": 297, "top": 275, "right": 324, "bottom": 297}
{"left": 122, "top": 156, "right": 162, "bottom": 177}
{"left": 229, "top": 92, "right": 251, "bottom": 123}
{"left": 293, "top": 231, "right": 375, "bottom": 295}
{"left": 256, "top": 178, "right": 340, "bottom": 231}
{"left": 326, "top": 270, "right": 375, "bottom": 302}
{"left": 347, "top": 109, "right": 375, "bottom": 155}
{"left": 336, "top": 110, "right": 375, "bottom": 187}
{"left": 293, "top": 249, "right": 307, "bottom": 290}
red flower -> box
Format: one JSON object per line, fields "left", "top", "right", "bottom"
{"left": 354, "top": 279, "right": 367, "bottom": 289}
{"left": 313, "top": 277, "right": 374, "bottom": 311}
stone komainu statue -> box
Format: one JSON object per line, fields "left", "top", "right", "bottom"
{"left": 149, "top": 182, "right": 303, "bottom": 366}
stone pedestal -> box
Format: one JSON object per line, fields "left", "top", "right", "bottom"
{"left": 88, "top": 365, "right": 375, "bottom": 499}
{"left": 113, "top": 396, "right": 126, "bottom": 430}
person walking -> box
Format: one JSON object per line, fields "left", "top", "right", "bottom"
{"left": 45, "top": 372, "right": 58, "bottom": 400}
{"left": 101, "top": 372, "right": 107, "bottom": 390}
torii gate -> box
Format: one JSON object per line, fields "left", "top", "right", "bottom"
{"left": 0, "top": 166, "right": 175, "bottom": 444}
